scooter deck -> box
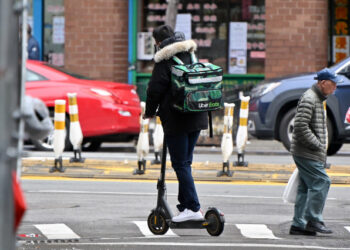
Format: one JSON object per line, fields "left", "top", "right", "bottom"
{"left": 169, "top": 219, "right": 207, "bottom": 229}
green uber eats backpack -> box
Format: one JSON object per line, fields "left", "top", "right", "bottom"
{"left": 170, "top": 53, "right": 223, "bottom": 113}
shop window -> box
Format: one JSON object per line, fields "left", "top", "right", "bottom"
{"left": 331, "top": 0, "right": 350, "bottom": 64}
{"left": 43, "top": 0, "right": 65, "bottom": 66}
{"left": 139, "top": 0, "right": 265, "bottom": 74}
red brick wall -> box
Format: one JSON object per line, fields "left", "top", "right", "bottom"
{"left": 265, "top": 0, "right": 329, "bottom": 79}
{"left": 65, "top": 0, "right": 128, "bottom": 83}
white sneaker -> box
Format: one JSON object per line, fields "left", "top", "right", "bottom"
{"left": 172, "top": 209, "right": 204, "bottom": 222}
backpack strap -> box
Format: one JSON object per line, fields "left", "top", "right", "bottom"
{"left": 173, "top": 53, "right": 198, "bottom": 65}
{"left": 172, "top": 56, "right": 184, "bottom": 65}
{"left": 190, "top": 52, "right": 198, "bottom": 63}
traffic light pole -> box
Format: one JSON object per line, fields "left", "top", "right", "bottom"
{"left": 0, "top": 0, "right": 22, "bottom": 249}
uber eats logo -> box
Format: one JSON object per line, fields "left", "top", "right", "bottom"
{"left": 209, "top": 102, "right": 220, "bottom": 108}
{"left": 198, "top": 102, "right": 220, "bottom": 109}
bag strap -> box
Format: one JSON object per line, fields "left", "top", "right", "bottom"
{"left": 190, "top": 52, "right": 198, "bottom": 63}
{"left": 172, "top": 56, "right": 184, "bottom": 65}
{"left": 172, "top": 52, "right": 198, "bottom": 65}
{"left": 208, "top": 111, "right": 213, "bottom": 138}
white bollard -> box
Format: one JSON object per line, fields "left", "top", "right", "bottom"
{"left": 67, "top": 93, "right": 84, "bottom": 163}
{"left": 234, "top": 95, "right": 250, "bottom": 167}
{"left": 218, "top": 103, "right": 235, "bottom": 177}
{"left": 134, "top": 102, "right": 149, "bottom": 174}
{"left": 151, "top": 116, "right": 163, "bottom": 164}
{"left": 50, "top": 100, "right": 66, "bottom": 173}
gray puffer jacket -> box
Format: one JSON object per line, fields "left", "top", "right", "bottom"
{"left": 290, "top": 84, "right": 327, "bottom": 163}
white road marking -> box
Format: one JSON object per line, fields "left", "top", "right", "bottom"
{"left": 345, "top": 226, "right": 350, "bottom": 233}
{"left": 34, "top": 223, "right": 80, "bottom": 240}
{"left": 133, "top": 221, "right": 178, "bottom": 238}
{"left": 236, "top": 224, "right": 280, "bottom": 239}
{"left": 43, "top": 242, "right": 350, "bottom": 249}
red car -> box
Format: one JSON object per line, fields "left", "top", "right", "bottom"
{"left": 26, "top": 60, "right": 141, "bottom": 151}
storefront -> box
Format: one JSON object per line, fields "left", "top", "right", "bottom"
{"left": 28, "top": 0, "right": 336, "bottom": 94}
{"left": 331, "top": 0, "right": 350, "bottom": 64}
{"left": 28, "top": 0, "right": 64, "bottom": 65}
{"left": 132, "top": 0, "right": 265, "bottom": 100}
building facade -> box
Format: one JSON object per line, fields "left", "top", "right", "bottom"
{"left": 29, "top": 0, "right": 339, "bottom": 92}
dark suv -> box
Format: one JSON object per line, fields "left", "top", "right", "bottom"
{"left": 248, "top": 58, "right": 350, "bottom": 155}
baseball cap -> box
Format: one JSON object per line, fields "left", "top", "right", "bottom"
{"left": 314, "top": 68, "right": 343, "bottom": 84}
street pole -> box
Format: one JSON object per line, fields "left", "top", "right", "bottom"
{"left": 0, "top": 0, "right": 22, "bottom": 248}
{"left": 165, "top": 0, "right": 179, "bottom": 29}
{"left": 17, "top": 0, "right": 28, "bottom": 178}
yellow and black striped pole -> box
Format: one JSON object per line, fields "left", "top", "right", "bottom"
{"left": 218, "top": 103, "right": 235, "bottom": 177}
{"left": 134, "top": 102, "right": 149, "bottom": 174}
{"left": 152, "top": 116, "right": 163, "bottom": 164}
{"left": 68, "top": 93, "right": 84, "bottom": 163}
{"left": 234, "top": 95, "right": 250, "bottom": 167}
{"left": 50, "top": 99, "right": 66, "bottom": 173}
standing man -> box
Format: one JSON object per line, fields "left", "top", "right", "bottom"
{"left": 27, "top": 25, "right": 40, "bottom": 60}
{"left": 144, "top": 25, "right": 207, "bottom": 222}
{"left": 289, "top": 68, "right": 342, "bottom": 236}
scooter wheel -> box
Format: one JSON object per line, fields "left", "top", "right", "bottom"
{"left": 147, "top": 211, "right": 169, "bottom": 235}
{"left": 205, "top": 210, "right": 225, "bottom": 236}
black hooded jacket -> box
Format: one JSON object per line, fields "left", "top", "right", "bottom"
{"left": 145, "top": 39, "right": 208, "bottom": 135}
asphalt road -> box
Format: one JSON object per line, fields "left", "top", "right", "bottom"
{"left": 17, "top": 178, "right": 350, "bottom": 250}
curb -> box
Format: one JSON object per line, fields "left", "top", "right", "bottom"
{"left": 21, "top": 158, "right": 350, "bottom": 184}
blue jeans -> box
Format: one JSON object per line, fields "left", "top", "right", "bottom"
{"left": 165, "top": 130, "right": 201, "bottom": 212}
{"left": 292, "top": 155, "right": 331, "bottom": 229}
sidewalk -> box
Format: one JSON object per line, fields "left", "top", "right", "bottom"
{"left": 21, "top": 139, "right": 350, "bottom": 183}
{"left": 21, "top": 156, "right": 350, "bottom": 184}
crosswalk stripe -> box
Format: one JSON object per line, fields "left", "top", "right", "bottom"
{"left": 34, "top": 223, "right": 80, "bottom": 240}
{"left": 133, "top": 221, "right": 178, "bottom": 237}
{"left": 345, "top": 226, "right": 350, "bottom": 233}
{"left": 236, "top": 224, "right": 280, "bottom": 239}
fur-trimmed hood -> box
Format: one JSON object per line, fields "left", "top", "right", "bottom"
{"left": 154, "top": 40, "right": 197, "bottom": 63}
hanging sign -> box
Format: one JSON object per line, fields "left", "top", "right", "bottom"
{"left": 52, "top": 16, "right": 65, "bottom": 44}
{"left": 228, "top": 22, "right": 247, "bottom": 74}
{"left": 175, "top": 14, "right": 192, "bottom": 40}
{"left": 137, "top": 32, "right": 154, "bottom": 60}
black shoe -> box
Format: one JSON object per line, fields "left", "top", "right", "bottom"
{"left": 49, "top": 167, "right": 57, "bottom": 173}
{"left": 289, "top": 226, "right": 316, "bottom": 236}
{"left": 306, "top": 221, "right": 333, "bottom": 234}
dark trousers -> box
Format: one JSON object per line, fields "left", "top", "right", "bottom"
{"left": 165, "top": 130, "right": 201, "bottom": 212}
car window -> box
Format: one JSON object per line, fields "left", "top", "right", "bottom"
{"left": 44, "top": 64, "right": 92, "bottom": 80}
{"left": 26, "top": 70, "right": 47, "bottom": 81}
{"left": 338, "top": 65, "right": 350, "bottom": 74}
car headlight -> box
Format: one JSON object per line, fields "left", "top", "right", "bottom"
{"left": 90, "top": 88, "right": 112, "bottom": 96}
{"left": 251, "top": 82, "right": 281, "bottom": 97}
{"left": 118, "top": 110, "right": 131, "bottom": 117}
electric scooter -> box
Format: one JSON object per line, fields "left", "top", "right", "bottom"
{"left": 147, "top": 137, "right": 225, "bottom": 236}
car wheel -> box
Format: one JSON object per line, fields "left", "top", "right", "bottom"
{"left": 325, "top": 120, "right": 343, "bottom": 156}
{"left": 327, "top": 141, "right": 343, "bottom": 156}
{"left": 82, "top": 141, "right": 102, "bottom": 151}
{"left": 279, "top": 108, "right": 296, "bottom": 151}
{"left": 279, "top": 108, "right": 340, "bottom": 155}
{"left": 31, "top": 109, "right": 72, "bottom": 151}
